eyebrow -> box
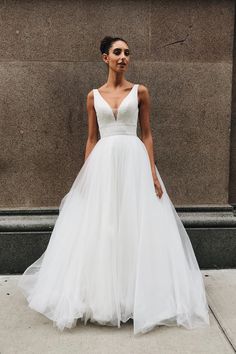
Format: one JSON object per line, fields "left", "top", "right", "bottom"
{"left": 113, "top": 48, "right": 129, "bottom": 51}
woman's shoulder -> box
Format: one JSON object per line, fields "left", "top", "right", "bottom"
{"left": 86, "top": 89, "right": 96, "bottom": 105}
{"left": 87, "top": 87, "right": 97, "bottom": 97}
{"left": 137, "top": 83, "right": 149, "bottom": 92}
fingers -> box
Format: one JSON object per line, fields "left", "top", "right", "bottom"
{"left": 156, "top": 188, "right": 163, "bottom": 198}
{"left": 155, "top": 185, "right": 163, "bottom": 198}
{"left": 153, "top": 178, "right": 164, "bottom": 199}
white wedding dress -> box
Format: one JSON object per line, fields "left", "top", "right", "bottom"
{"left": 18, "top": 84, "right": 210, "bottom": 335}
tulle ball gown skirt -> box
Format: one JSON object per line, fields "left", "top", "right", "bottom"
{"left": 18, "top": 134, "right": 210, "bottom": 335}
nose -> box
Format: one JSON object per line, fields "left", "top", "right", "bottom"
{"left": 121, "top": 52, "right": 126, "bottom": 61}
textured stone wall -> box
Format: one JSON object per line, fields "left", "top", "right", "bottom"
{"left": 229, "top": 5, "right": 236, "bottom": 205}
{"left": 0, "top": 0, "right": 234, "bottom": 207}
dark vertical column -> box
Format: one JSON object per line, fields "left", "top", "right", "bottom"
{"left": 229, "top": 2, "right": 236, "bottom": 210}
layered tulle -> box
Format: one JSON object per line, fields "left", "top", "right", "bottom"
{"left": 18, "top": 134, "right": 210, "bottom": 335}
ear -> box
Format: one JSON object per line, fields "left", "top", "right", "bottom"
{"left": 102, "top": 53, "right": 109, "bottom": 65}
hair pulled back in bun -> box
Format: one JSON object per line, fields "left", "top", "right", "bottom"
{"left": 100, "top": 36, "right": 128, "bottom": 55}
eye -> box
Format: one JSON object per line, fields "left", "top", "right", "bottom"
{"left": 113, "top": 49, "right": 121, "bottom": 55}
{"left": 113, "top": 48, "right": 130, "bottom": 56}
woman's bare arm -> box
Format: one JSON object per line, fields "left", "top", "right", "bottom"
{"left": 138, "top": 84, "right": 163, "bottom": 198}
{"left": 84, "top": 90, "right": 99, "bottom": 162}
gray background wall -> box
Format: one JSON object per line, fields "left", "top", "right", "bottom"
{"left": 0, "top": 0, "right": 234, "bottom": 207}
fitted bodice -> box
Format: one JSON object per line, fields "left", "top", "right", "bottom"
{"left": 93, "top": 84, "right": 139, "bottom": 138}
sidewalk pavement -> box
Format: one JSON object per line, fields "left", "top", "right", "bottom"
{"left": 0, "top": 269, "right": 236, "bottom": 354}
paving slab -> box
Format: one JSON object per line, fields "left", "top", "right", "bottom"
{"left": 0, "top": 273, "right": 235, "bottom": 354}
{"left": 202, "top": 269, "right": 236, "bottom": 352}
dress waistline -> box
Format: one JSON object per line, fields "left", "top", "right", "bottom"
{"left": 99, "top": 124, "right": 137, "bottom": 138}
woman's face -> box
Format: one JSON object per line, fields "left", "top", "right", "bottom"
{"left": 103, "top": 40, "right": 130, "bottom": 72}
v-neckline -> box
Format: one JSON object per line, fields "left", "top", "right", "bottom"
{"left": 96, "top": 84, "right": 136, "bottom": 120}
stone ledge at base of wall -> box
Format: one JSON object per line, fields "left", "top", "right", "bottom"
{"left": 0, "top": 205, "right": 235, "bottom": 274}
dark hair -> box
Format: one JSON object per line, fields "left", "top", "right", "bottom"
{"left": 100, "top": 36, "right": 128, "bottom": 55}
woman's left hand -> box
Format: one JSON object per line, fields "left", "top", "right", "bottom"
{"left": 153, "top": 175, "right": 163, "bottom": 199}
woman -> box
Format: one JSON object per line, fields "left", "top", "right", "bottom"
{"left": 18, "top": 36, "right": 210, "bottom": 336}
